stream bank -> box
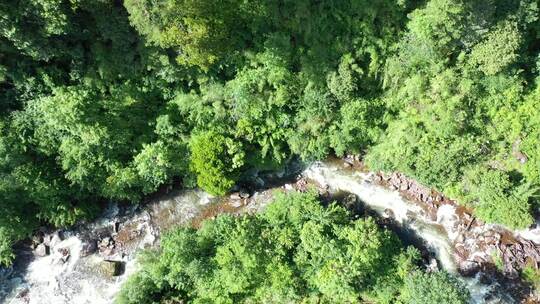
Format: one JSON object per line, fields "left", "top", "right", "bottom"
{"left": 0, "top": 159, "right": 538, "bottom": 303}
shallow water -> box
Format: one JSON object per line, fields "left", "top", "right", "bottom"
{"left": 0, "top": 161, "right": 529, "bottom": 303}
{"left": 302, "top": 161, "right": 514, "bottom": 303}
{"left": 1, "top": 189, "right": 213, "bottom": 304}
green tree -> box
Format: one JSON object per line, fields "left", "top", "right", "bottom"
{"left": 189, "top": 130, "right": 244, "bottom": 195}
{"left": 399, "top": 270, "right": 470, "bottom": 304}
{"left": 117, "top": 191, "right": 428, "bottom": 304}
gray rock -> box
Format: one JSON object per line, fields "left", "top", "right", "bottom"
{"left": 57, "top": 247, "right": 70, "bottom": 264}
{"left": 100, "top": 237, "right": 111, "bottom": 248}
{"left": 80, "top": 240, "right": 97, "bottom": 257}
{"left": 230, "top": 200, "right": 243, "bottom": 208}
{"left": 48, "top": 232, "right": 63, "bottom": 248}
{"left": 459, "top": 261, "right": 480, "bottom": 277}
{"left": 31, "top": 235, "right": 44, "bottom": 247}
{"left": 342, "top": 194, "right": 363, "bottom": 215}
{"left": 34, "top": 244, "right": 49, "bottom": 257}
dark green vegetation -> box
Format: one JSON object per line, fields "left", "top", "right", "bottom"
{"left": 0, "top": 0, "right": 539, "bottom": 277}
{"left": 116, "top": 191, "right": 470, "bottom": 304}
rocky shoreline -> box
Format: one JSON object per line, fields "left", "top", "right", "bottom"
{"left": 3, "top": 158, "right": 540, "bottom": 303}
{"left": 349, "top": 161, "right": 540, "bottom": 303}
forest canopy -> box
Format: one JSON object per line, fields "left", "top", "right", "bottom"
{"left": 0, "top": 0, "right": 539, "bottom": 269}
{"left": 116, "top": 191, "right": 470, "bottom": 304}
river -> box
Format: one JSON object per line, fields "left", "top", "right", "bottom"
{"left": 0, "top": 161, "right": 535, "bottom": 303}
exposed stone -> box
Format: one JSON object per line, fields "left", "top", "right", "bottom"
{"left": 31, "top": 235, "right": 44, "bottom": 247}
{"left": 377, "top": 168, "right": 540, "bottom": 283}
{"left": 296, "top": 179, "right": 308, "bottom": 192}
{"left": 34, "top": 244, "right": 49, "bottom": 257}
{"left": 57, "top": 247, "right": 70, "bottom": 264}
{"left": 48, "top": 232, "right": 63, "bottom": 248}
{"left": 239, "top": 191, "right": 250, "bottom": 199}
{"left": 383, "top": 208, "right": 394, "bottom": 219}
{"left": 341, "top": 194, "right": 363, "bottom": 215}
{"left": 15, "top": 288, "right": 29, "bottom": 299}
{"left": 230, "top": 192, "right": 241, "bottom": 200}
{"left": 399, "top": 182, "right": 409, "bottom": 191}
{"left": 459, "top": 261, "right": 480, "bottom": 277}
{"left": 230, "top": 200, "right": 243, "bottom": 208}
{"left": 80, "top": 240, "right": 98, "bottom": 257}
{"left": 99, "top": 260, "right": 124, "bottom": 277}
{"left": 343, "top": 161, "right": 352, "bottom": 169}
{"left": 100, "top": 247, "right": 114, "bottom": 257}
{"left": 112, "top": 222, "right": 120, "bottom": 234}
{"left": 426, "top": 258, "right": 439, "bottom": 272}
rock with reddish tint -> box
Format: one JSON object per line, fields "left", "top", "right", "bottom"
{"left": 296, "top": 179, "right": 308, "bottom": 192}
{"left": 399, "top": 182, "right": 409, "bottom": 191}
{"left": 230, "top": 192, "right": 241, "bottom": 200}
{"left": 230, "top": 200, "right": 243, "bottom": 208}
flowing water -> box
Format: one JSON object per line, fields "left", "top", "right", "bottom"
{"left": 0, "top": 161, "right": 531, "bottom": 303}
{"left": 303, "top": 161, "right": 514, "bottom": 303}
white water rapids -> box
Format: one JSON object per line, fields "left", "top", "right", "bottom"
{"left": 0, "top": 161, "right": 528, "bottom": 303}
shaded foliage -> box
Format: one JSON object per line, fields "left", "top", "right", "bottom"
{"left": 118, "top": 192, "right": 461, "bottom": 304}
{"left": 1, "top": 0, "right": 540, "bottom": 272}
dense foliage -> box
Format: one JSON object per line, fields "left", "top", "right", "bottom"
{"left": 117, "top": 191, "right": 469, "bottom": 304}
{"left": 0, "top": 0, "right": 539, "bottom": 272}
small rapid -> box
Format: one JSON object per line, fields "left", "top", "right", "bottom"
{"left": 1, "top": 190, "right": 213, "bottom": 304}
{"left": 302, "top": 161, "right": 514, "bottom": 303}
{"left": 0, "top": 160, "right": 534, "bottom": 303}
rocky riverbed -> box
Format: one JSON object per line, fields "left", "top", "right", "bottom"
{"left": 1, "top": 159, "right": 539, "bottom": 303}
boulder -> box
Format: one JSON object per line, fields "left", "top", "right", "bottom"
{"left": 57, "top": 247, "right": 70, "bottom": 264}
{"left": 342, "top": 194, "right": 363, "bottom": 215}
{"left": 80, "top": 240, "right": 97, "bottom": 257}
{"left": 230, "top": 200, "right": 243, "bottom": 208}
{"left": 99, "top": 260, "right": 124, "bottom": 277}
{"left": 459, "top": 261, "right": 480, "bottom": 277}
{"left": 48, "top": 232, "right": 63, "bottom": 248}
{"left": 399, "top": 182, "right": 409, "bottom": 191}
{"left": 34, "top": 244, "right": 49, "bottom": 257}
{"left": 383, "top": 208, "right": 394, "bottom": 219}
{"left": 113, "top": 222, "right": 120, "bottom": 234}
{"left": 100, "top": 237, "right": 114, "bottom": 248}
{"left": 239, "top": 191, "right": 250, "bottom": 199}
{"left": 31, "top": 235, "right": 44, "bottom": 247}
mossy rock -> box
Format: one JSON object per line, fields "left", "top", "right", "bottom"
{"left": 99, "top": 260, "right": 124, "bottom": 277}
